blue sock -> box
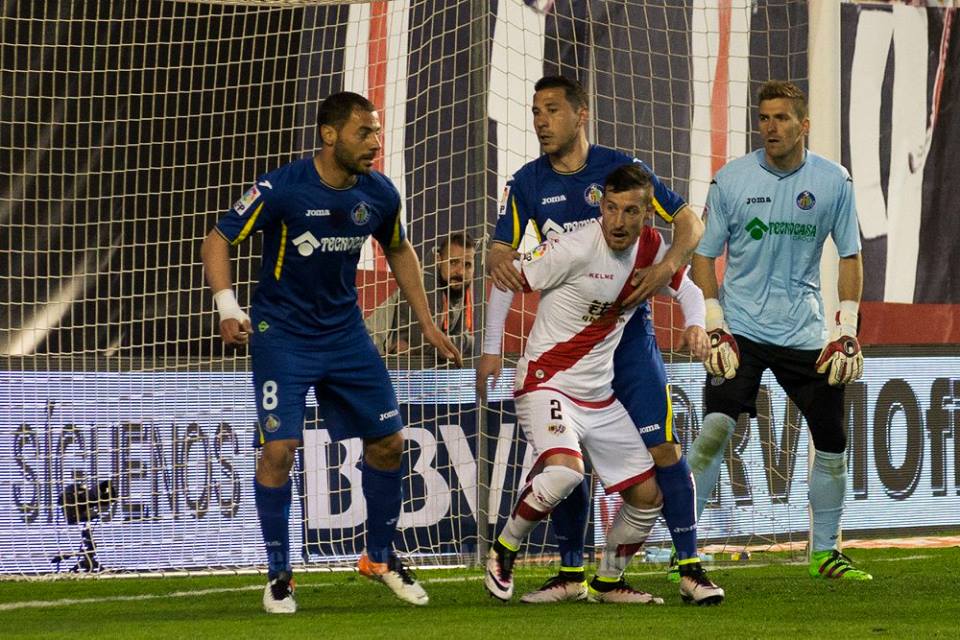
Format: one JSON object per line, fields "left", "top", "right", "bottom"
{"left": 657, "top": 457, "right": 699, "bottom": 562}
{"left": 550, "top": 478, "right": 589, "bottom": 570}
{"left": 809, "top": 449, "right": 846, "bottom": 553}
{"left": 254, "top": 478, "right": 292, "bottom": 579}
{"left": 689, "top": 413, "right": 736, "bottom": 520}
{"left": 362, "top": 462, "right": 403, "bottom": 564}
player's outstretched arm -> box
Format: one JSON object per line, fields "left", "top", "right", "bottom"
{"left": 817, "top": 254, "right": 864, "bottom": 385}
{"left": 201, "top": 228, "right": 251, "bottom": 346}
{"left": 624, "top": 204, "right": 703, "bottom": 307}
{"left": 384, "top": 239, "right": 462, "bottom": 366}
{"left": 487, "top": 241, "right": 524, "bottom": 292}
{"left": 475, "top": 280, "right": 515, "bottom": 401}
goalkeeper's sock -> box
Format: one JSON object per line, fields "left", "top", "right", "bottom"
{"left": 361, "top": 461, "right": 403, "bottom": 564}
{"left": 501, "top": 465, "right": 583, "bottom": 549}
{"left": 809, "top": 449, "right": 846, "bottom": 553}
{"left": 596, "top": 502, "right": 659, "bottom": 579}
{"left": 689, "top": 413, "right": 736, "bottom": 520}
{"left": 254, "top": 478, "right": 292, "bottom": 579}
{"left": 549, "top": 477, "right": 590, "bottom": 569}
{"left": 656, "top": 457, "right": 699, "bottom": 563}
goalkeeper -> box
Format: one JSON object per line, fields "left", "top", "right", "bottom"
{"left": 689, "top": 80, "right": 870, "bottom": 581}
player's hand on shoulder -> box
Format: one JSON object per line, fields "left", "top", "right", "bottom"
{"left": 423, "top": 325, "right": 462, "bottom": 367}
{"left": 703, "top": 299, "right": 739, "bottom": 379}
{"left": 487, "top": 244, "right": 523, "bottom": 292}
{"left": 816, "top": 304, "right": 863, "bottom": 386}
{"left": 625, "top": 261, "right": 673, "bottom": 308}
{"left": 219, "top": 316, "right": 252, "bottom": 347}
{"left": 475, "top": 353, "right": 503, "bottom": 402}
{"left": 680, "top": 326, "right": 710, "bottom": 362}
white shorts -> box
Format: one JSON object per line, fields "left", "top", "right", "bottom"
{"left": 515, "top": 388, "right": 655, "bottom": 494}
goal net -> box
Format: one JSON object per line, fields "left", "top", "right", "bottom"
{"left": 0, "top": 0, "right": 812, "bottom": 576}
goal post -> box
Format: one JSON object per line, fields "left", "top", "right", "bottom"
{"left": 1, "top": 0, "right": 824, "bottom": 577}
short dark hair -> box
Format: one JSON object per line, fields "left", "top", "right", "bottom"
{"left": 603, "top": 163, "right": 653, "bottom": 195}
{"left": 534, "top": 75, "right": 588, "bottom": 111}
{"left": 757, "top": 80, "right": 807, "bottom": 120}
{"left": 317, "top": 91, "right": 376, "bottom": 133}
{"left": 438, "top": 231, "right": 475, "bottom": 255}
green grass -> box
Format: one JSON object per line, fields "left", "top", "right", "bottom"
{"left": 1, "top": 547, "right": 958, "bottom": 639}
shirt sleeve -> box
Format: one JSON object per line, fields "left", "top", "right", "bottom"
{"left": 216, "top": 179, "right": 281, "bottom": 245}
{"left": 372, "top": 199, "right": 407, "bottom": 251}
{"left": 831, "top": 174, "right": 862, "bottom": 258}
{"left": 695, "top": 179, "right": 729, "bottom": 258}
{"left": 519, "top": 234, "right": 581, "bottom": 291}
{"left": 634, "top": 159, "right": 687, "bottom": 224}
{"left": 492, "top": 177, "right": 533, "bottom": 249}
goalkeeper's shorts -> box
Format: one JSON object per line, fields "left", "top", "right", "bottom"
{"left": 703, "top": 335, "right": 846, "bottom": 452}
{"left": 249, "top": 326, "right": 403, "bottom": 447}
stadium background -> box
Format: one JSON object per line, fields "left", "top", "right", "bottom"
{"left": 1, "top": 1, "right": 958, "bottom": 575}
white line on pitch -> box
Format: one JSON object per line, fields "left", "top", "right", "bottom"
{"left": 0, "top": 575, "right": 485, "bottom": 612}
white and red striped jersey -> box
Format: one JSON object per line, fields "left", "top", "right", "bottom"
{"left": 512, "top": 219, "right": 694, "bottom": 402}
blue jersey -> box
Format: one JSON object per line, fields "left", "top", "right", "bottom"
{"left": 493, "top": 145, "right": 686, "bottom": 248}
{"left": 216, "top": 157, "right": 405, "bottom": 340}
{"left": 698, "top": 150, "right": 861, "bottom": 350}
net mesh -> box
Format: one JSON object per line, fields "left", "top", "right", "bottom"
{"left": 0, "top": 0, "right": 811, "bottom": 576}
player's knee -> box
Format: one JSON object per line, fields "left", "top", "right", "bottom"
{"left": 650, "top": 442, "right": 681, "bottom": 467}
{"left": 532, "top": 465, "right": 584, "bottom": 509}
{"left": 258, "top": 439, "right": 297, "bottom": 478}
{"left": 363, "top": 431, "right": 404, "bottom": 471}
{"left": 619, "top": 475, "right": 662, "bottom": 510}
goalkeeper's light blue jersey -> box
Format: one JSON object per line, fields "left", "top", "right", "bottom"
{"left": 216, "top": 157, "right": 405, "bottom": 341}
{"left": 697, "top": 149, "right": 862, "bottom": 350}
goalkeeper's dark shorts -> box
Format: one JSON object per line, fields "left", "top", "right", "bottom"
{"left": 703, "top": 334, "right": 847, "bottom": 453}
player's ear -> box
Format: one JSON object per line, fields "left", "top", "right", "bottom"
{"left": 320, "top": 123, "right": 338, "bottom": 146}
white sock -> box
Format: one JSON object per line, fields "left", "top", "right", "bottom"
{"left": 596, "top": 502, "right": 660, "bottom": 580}
{"left": 500, "top": 465, "right": 583, "bottom": 549}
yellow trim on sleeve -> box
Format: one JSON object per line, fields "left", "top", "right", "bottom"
{"left": 652, "top": 197, "right": 675, "bottom": 223}
{"left": 391, "top": 211, "right": 402, "bottom": 248}
{"left": 532, "top": 220, "right": 542, "bottom": 243}
{"left": 273, "top": 222, "right": 287, "bottom": 280}
{"left": 511, "top": 197, "right": 521, "bottom": 249}
{"left": 232, "top": 202, "right": 264, "bottom": 245}
{"left": 664, "top": 383, "right": 673, "bottom": 442}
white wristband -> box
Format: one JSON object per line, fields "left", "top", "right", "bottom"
{"left": 838, "top": 300, "right": 859, "bottom": 336}
{"left": 213, "top": 289, "right": 247, "bottom": 324}
{"left": 705, "top": 298, "right": 725, "bottom": 332}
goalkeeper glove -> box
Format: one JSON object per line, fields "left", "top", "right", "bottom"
{"left": 816, "top": 300, "right": 863, "bottom": 386}
{"left": 704, "top": 298, "right": 739, "bottom": 379}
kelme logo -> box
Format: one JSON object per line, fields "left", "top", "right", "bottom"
{"left": 746, "top": 217, "right": 769, "bottom": 240}
{"left": 258, "top": 320, "right": 269, "bottom": 333}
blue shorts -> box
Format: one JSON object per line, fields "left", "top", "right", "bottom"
{"left": 612, "top": 312, "right": 675, "bottom": 448}
{"left": 249, "top": 326, "right": 403, "bottom": 446}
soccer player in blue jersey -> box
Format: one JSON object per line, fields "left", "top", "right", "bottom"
{"left": 477, "top": 76, "right": 724, "bottom": 604}
{"left": 689, "top": 80, "right": 870, "bottom": 581}
{"left": 201, "top": 92, "right": 461, "bottom": 614}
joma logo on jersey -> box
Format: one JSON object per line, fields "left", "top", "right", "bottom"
{"left": 379, "top": 409, "right": 399, "bottom": 422}
{"left": 745, "top": 196, "right": 772, "bottom": 205}
{"left": 541, "top": 194, "right": 567, "bottom": 205}
{"left": 306, "top": 209, "right": 330, "bottom": 217}
{"left": 637, "top": 423, "right": 661, "bottom": 434}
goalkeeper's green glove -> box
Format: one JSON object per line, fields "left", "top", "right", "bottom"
{"left": 704, "top": 298, "right": 739, "bottom": 379}
{"left": 816, "top": 301, "right": 863, "bottom": 386}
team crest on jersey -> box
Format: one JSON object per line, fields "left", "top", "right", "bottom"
{"left": 232, "top": 184, "right": 260, "bottom": 215}
{"left": 497, "top": 185, "right": 511, "bottom": 217}
{"left": 351, "top": 201, "right": 373, "bottom": 225}
{"left": 546, "top": 423, "right": 566, "bottom": 435}
{"left": 263, "top": 414, "right": 281, "bottom": 433}
{"left": 796, "top": 191, "right": 816, "bottom": 210}
{"left": 583, "top": 183, "right": 604, "bottom": 207}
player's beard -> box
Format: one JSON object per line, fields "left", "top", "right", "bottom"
{"left": 334, "top": 141, "right": 373, "bottom": 176}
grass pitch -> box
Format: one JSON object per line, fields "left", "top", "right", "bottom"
{"left": 1, "top": 547, "right": 958, "bottom": 639}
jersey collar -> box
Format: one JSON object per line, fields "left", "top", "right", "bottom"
{"left": 756, "top": 148, "right": 807, "bottom": 179}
